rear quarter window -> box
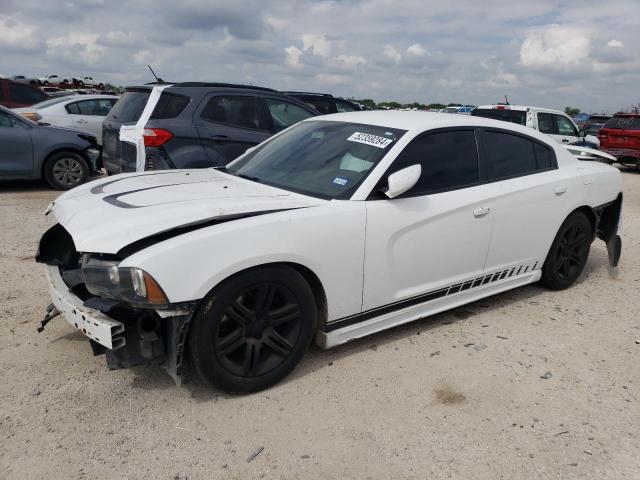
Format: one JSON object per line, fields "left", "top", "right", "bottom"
{"left": 604, "top": 116, "right": 640, "bottom": 130}
{"left": 106, "top": 90, "right": 150, "bottom": 123}
{"left": 150, "top": 92, "right": 190, "bottom": 119}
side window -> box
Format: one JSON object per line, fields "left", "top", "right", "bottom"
{"left": 265, "top": 99, "right": 314, "bottom": 132}
{"left": 336, "top": 100, "right": 358, "bottom": 113}
{"left": 556, "top": 115, "right": 578, "bottom": 136}
{"left": 0, "top": 111, "right": 16, "bottom": 127}
{"left": 8, "top": 83, "right": 46, "bottom": 104}
{"left": 389, "top": 130, "right": 480, "bottom": 196}
{"left": 66, "top": 102, "right": 80, "bottom": 114}
{"left": 485, "top": 131, "right": 538, "bottom": 180}
{"left": 201, "top": 95, "right": 261, "bottom": 130}
{"left": 537, "top": 113, "right": 555, "bottom": 134}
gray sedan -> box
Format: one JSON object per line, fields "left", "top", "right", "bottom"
{"left": 0, "top": 105, "right": 100, "bottom": 189}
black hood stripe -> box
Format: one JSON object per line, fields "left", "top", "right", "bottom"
{"left": 90, "top": 171, "right": 182, "bottom": 194}
{"left": 116, "top": 208, "right": 307, "bottom": 259}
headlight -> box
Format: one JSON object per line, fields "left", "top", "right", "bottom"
{"left": 81, "top": 256, "right": 169, "bottom": 307}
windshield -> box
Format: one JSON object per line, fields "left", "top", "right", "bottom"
{"left": 471, "top": 108, "right": 527, "bottom": 125}
{"left": 227, "top": 120, "right": 406, "bottom": 199}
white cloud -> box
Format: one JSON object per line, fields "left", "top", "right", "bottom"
{"left": 301, "top": 34, "right": 331, "bottom": 58}
{"left": 46, "top": 33, "right": 106, "bottom": 65}
{"left": 406, "top": 43, "right": 427, "bottom": 57}
{"left": 520, "top": 25, "right": 591, "bottom": 69}
{"left": 382, "top": 44, "right": 402, "bottom": 63}
{"left": 284, "top": 45, "right": 303, "bottom": 67}
{"left": 0, "top": 16, "right": 37, "bottom": 48}
{"left": 607, "top": 39, "right": 624, "bottom": 48}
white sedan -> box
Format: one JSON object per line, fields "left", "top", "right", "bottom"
{"left": 36, "top": 112, "right": 623, "bottom": 393}
{"left": 13, "top": 94, "right": 119, "bottom": 145}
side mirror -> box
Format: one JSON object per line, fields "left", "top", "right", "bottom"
{"left": 578, "top": 129, "right": 586, "bottom": 138}
{"left": 385, "top": 164, "right": 421, "bottom": 198}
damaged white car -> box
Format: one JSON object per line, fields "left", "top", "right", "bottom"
{"left": 37, "top": 112, "right": 623, "bottom": 393}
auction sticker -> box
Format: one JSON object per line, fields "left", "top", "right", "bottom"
{"left": 347, "top": 132, "right": 394, "bottom": 149}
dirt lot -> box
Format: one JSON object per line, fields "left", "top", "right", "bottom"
{"left": 1, "top": 171, "right": 639, "bottom": 480}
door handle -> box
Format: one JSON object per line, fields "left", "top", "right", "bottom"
{"left": 473, "top": 207, "right": 491, "bottom": 217}
{"left": 562, "top": 138, "right": 570, "bottom": 143}
{"left": 211, "top": 134, "right": 230, "bottom": 140}
{"left": 554, "top": 186, "right": 567, "bottom": 195}
{"left": 75, "top": 119, "right": 88, "bottom": 124}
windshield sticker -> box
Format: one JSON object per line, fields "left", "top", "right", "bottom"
{"left": 333, "top": 177, "right": 349, "bottom": 186}
{"left": 347, "top": 132, "right": 394, "bottom": 149}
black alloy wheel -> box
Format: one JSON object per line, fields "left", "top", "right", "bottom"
{"left": 190, "top": 266, "right": 316, "bottom": 393}
{"left": 540, "top": 211, "right": 592, "bottom": 290}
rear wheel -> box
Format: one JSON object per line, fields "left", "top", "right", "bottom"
{"left": 540, "top": 211, "right": 592, "bottom": 290}
{"left": 43, "top": 151, "right": 89, "bottom": 190}
{"left": 189, "top": 266, "right": 316, "bottom": 394}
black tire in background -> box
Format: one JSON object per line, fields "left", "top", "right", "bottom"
{"left": 540, "top": 211, "right": 592, "bottom": 290}
{"left": 42, "top": 151, "right": 90, "bottom": 190}
{"left": 189, "top": 265, "right": 317, "bottom": 394}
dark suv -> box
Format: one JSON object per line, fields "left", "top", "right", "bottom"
{"left": 283, "top": 92, "right": 363, "bottom": 115}
{"left": 102, "top": 83, "right": 319, "bottom": 174}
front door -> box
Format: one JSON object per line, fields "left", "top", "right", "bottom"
{"left": 362, "top": 129, "right": 494, "bottom": 311}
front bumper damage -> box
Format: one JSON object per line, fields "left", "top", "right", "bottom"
{"left": 36, "top": 225, "right": 196, "bottom": 384}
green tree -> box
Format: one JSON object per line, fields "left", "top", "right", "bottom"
{"left": 565, "top": 106, "right": 581, "bottom": 116}
{"left": 352, "top": 98, "right": 376, "bottom": 109}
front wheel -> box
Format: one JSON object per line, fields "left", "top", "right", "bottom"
{"left": 540, "top": 211, "right": 592, "bottom": 290}
{"left": 189, "top": 266, "right": 317, "bottom": 394}
{"left": 43, "top": 151, "right": 89, "bottom": 190}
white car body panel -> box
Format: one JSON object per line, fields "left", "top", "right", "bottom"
{"left": 44, "top": 111, "right": 622, "bottom": 350}
{"left": 13, "top": 94, "right": 118, "bottom": 144}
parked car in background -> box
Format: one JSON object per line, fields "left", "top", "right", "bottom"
{"left": 598, "top": 113, "right": 640, "bottom": 167}
{"left": 13, "top": 94, "right": 119, "bottom": 145}
{"left": 572, "top": 113, "right": 590, "bottom": 129}
{"left": 472, "top": 104, "right": 600, "bottom": 148}
{"left": 282, "top": 92, "right": 363, "bottom": 114}
{"left": 102, "top": 82, "right": 318, "bottom": 174}
{"left": 41, "top": 86, "right": 62, "bottom": 94}
{"left": 37, "top": 111, "right": 622, "bottom": 392}
{"left": 73, "top": 76, "right": 105, "bottom": 89}
{"left": 39, "top": 74, "right": 69, "bottom": 85}
{"left": 0, "top": 105, "right": 100, "bottom": 189}
{"left": 583, "top": 114, "right": 611, "bottom": 136}
{"left": 10, "top": 75, "right": 40, "bottom": 86}
{"left": 439, "top": 105, "right": 475, "bottom": 115}
{"left": 0, "top": 79, "right": 48, "bottom": 108}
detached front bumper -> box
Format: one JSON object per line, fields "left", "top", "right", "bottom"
{"left": 42, "top": 264, "right": 195, "bottom": 384}
{"left": 46, "top": 265, "right": 125, "bottom": 349}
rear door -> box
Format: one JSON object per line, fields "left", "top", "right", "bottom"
{"left": 65, "top": 98, "right": 117, "bottom": 144}
{"left": 480, "top": 128, "right": 566, "bottom": 272}
{"left": 195, "top": 94, "right": 272, "bottom": 165}
{"left": 0, "top": 110, "right": 33, "bottom": 176}
{"left": 102, "top": 88, "right": 151, "bottom": 173}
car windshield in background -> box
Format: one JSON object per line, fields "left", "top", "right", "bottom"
{"left": 106, "top": 90, "right": 150, "bottom": 122}
{"left": 471, "top": 108, "right": 527, "bottom": 126}
{"left": 227, "top": 120, "right": 406, "bottom": 199}
{"left": 603, "top": 116, "right": 640, "bottom": 130}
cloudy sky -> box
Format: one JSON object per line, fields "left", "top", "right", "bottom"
{"left": 1, "top": 0, "right": 638, "bottom": 112}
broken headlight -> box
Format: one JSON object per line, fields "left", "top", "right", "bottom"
{"left": 81, "top": 256, "right": 169, "bottom": 307}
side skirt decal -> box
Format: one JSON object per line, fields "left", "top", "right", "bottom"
{"left": 324, "top": 261, "right": 539, "bottom": 333}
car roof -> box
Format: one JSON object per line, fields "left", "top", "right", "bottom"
{"left": 312, "top": 110, "right": 556, "bottom": 140}
{"left": 475, "top": 104, "right": 567, "bottom": 115}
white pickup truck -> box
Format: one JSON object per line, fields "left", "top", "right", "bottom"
{"left": 472, "top": 104, "right": 600, "bottom": 149}
{"left": 39, "top": 74, "right": 70, "bottom": 85}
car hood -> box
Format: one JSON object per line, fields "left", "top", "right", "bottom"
{"left": 50, "top": 169, "right": 326, "bottom": 254}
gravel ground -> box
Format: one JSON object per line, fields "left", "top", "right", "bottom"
{"left": 1, "top": 171, "right": 639, "bottom": 480}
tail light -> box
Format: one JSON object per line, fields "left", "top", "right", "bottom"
{"left": 143, "top": 128, "right": 173, "bottom": 147}
{"left": 21, "top": 112, "right": 42, "bottom": 122}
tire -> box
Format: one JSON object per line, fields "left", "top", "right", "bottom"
{"left": 98, "top": 83, "right": 104, "bottom": 89}
{"left": 189, "top": 265, "right": 317, "bottom": 394}
{"left": 539, "top": 211, "right": 592, "bottom": 290}
{"left": 43, "top": 151, "right": 90, "bottom": 190}
{"left": 43, "top": 81, "right": 49, "bottom": 85}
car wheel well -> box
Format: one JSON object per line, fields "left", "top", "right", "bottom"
{"left": 571, "top": 206, "right": 597, "bottom": 238}
{"left": 41, "top": 148, "right": 87, "bottom": 178}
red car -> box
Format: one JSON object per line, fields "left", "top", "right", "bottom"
{"left": 599, "top": 113, "right": 640, "bottom": 167}
{"left": 0, "top": 79, "right": 47, "bottom": 108}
